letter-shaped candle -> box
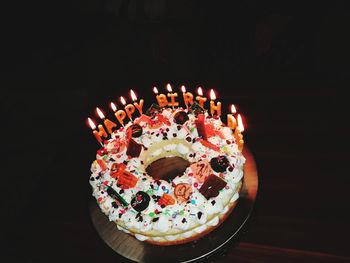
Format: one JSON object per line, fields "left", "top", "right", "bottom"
{"left": 196, "top": 87, "right": 207, "bottom": 108}
{"left": 87, "top": 117, "right": 107, "bottom": 145}
{"left": 121, "top": 96, "right": 135, "bottom": 121}
{"left": 181, "top": 85, "right": 194, "bottom": 110}
{"left": 130, "top": 89, "right": 144, "bottom": 115}
{"left": 209, "top": 89, "right": 221, "bottom": 117}
{"left": 166, "top": 83, "right": 179, "bottom": 109}
{"left": 96, "top": 107, "right": 117, "bottom": 134}
{"left": 227, "top": 104, "right": 237, "bottom": 130}
{"left": 154, "top": 87, "right": 168, "bottom": 107}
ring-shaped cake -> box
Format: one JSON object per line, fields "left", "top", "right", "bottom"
{"left": 90, "top": 107, "right": 245, "bottom": 245}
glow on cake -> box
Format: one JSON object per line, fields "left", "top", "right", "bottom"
{"left": 87, "top": 85, "right": 245, "bottom": 245}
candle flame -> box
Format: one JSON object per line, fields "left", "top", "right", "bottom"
{"left": 230, "top": 104, "right": 237, "bottom": 114}
{"left": 120, "top": 96, "right": 126, "bottom": 106}
{"left": 130, "top": 89, "right": 137, "bottom": 101}
{"left": 210, "top": 89, "right": 216, "bottom": 100}
{"left": 110, "top": 102, "right": 117, "bottom": 112}
{"left": 237, "top": 114, "right": 244, "bottom": 132}
{"left": 181, "top": 85, "right": 186, "bottom": 93}
{"left": 166, "top": 83, "right": 172, "bottom": 92}
{"left": 197, "top": 87, "right": 203, "bottom": 96}
{"left": 87, "top": 117, "right": 96, "bottom": 130}
{"left": 153, "top": 87, "right": 158, "bottom": 94}
{"left": 96, "top": 107, "right": 105, "bottom": 119}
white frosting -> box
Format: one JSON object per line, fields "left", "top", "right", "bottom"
{"left": 153, "top": 215, "right": 171, "bottom": 232}
{"left": 135, "top": 234, "right": 149, "bottom": 241}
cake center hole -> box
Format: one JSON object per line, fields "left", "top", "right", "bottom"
{"left": 146, "top": 156, "right": 190, "bottom": 182}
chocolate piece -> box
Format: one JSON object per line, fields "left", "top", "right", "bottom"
{"left": 199, "top": 174, "right": 227, "bottom": 199}
{"left": 210, "top": 156, "right": 230, "bottom": 173}
{"left": 145, "top": 103, "right": 162, "bottom": 116}
{"left": 131, "top": 191, "right": 151, "bottom": 212}
{"left": 190, "top": 102, "right": 205, "bottom": 116}
{"left": 126, "top": 138, "right": 142, "bottom": 157}
{"left": 127, "top": 124, "right": 143, "bottom": 138}
{"left": 107, "top": 186, "right": 129, "bottom": 207}
{"left": 174, "top": 111, "right": 189, "bottom": 125}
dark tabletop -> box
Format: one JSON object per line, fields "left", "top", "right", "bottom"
{"left": 2, "top": 1, "right": 350, "bottom": 262}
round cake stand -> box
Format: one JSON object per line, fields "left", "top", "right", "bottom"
{"left": 89, "top": 147, "right": 258, "bottom": 263}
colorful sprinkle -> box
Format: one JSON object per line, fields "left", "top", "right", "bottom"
{"left": 149, "top": 212, "right": 155, "bottom": 217}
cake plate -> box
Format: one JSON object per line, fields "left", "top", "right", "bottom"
{"left": 89, "top": 147, "right": 258, "bottom": 262}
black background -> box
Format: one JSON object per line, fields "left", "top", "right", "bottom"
{"left": 2, "top": 0, "right": 350, "bottom": 262}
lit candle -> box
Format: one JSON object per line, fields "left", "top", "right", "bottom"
{"left": 120, "top": 96, "right": 135, "bottom": 121}
{"left": 96, "top": 107, "right": 117, "bottom": 134}
{"left": 181, "top": 85, "right": 194, "bottom": 110}
{"left": 196, "top": 87, "right": 207, "bottom": 108}
{"left": 166, "top": 83, "right": 179, "bottom": 109}
{"left": 153, "top": 87, "right": 168, "bottom": 107}
{"left": 227, "top": 104, "right": 237, "bottom": 130}
{"left": 130, "top": 89, "right": 144, "bottom": 115}
{"left": 111, "top": 100, "right": 126, "bottom": 126}
{"left": 209, "top": 89, "right": 221, "bottom": 117}
{"left": 87, "top": 117, "right": 106, "bottom": 145}
{"left": 235, "top": 114, "right": 244, "bottom": 152}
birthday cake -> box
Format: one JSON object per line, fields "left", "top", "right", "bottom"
{"left": 88, "top": 86, "right": 245, "bottom": 245}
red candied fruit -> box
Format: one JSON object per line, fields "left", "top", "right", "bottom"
{"left": 195, "top": 114, "right": 207, "bottom": 140}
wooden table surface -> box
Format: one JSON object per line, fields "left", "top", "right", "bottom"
{"left": 2, "top": 2, "right": 350, "bottom": 262}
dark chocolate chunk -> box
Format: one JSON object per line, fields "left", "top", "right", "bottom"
{"left": 145, "top": 103, "right": 162, "bottom": 116}
{"left": 210, "top": 156, "right": 230, "bottom": 173}
{"left": 199, "top": 174, "right": 227, "bottom": 199}
{"left": 197, "top": 211, "right": 203, "bottom": 219}
{"left": 126, "top": 138, "right": 142, "bottom": 158}
{"left": 174, "top": 111, "right": 189, "bottom": 124}
{"left": 127, "top": 124, "right": 143, "bottom": 138}
{"left": 107, "top": 186, "right": 129, "bottom": 207}
{"left": 152, "top": 217, "right": 159, "bottom": 222}
{"left": 131, "top": 191, "right": 151, "bottom": 212}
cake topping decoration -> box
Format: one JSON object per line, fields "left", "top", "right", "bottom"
{"left": 195, "top": 113, "right": 207, "bottom": 140}
{"left": 199, "top": 174, "right": 227, "bottom": 199}
{"left": 174, "top": 183, "right": 192, "bottom": 203}
{"left": 131, "top": 191, "right": 151, "bottom": 212}
{"left": 210, "top": 156, "right": 230, "bottom": 173}
{"left": 106, "top": 186, "right": 129, "bottom": 207}
{"left": 117, "top": 171, "right": 138, "bottom": 189}
{"left": 126, "top": 138, "right": 142, "bottom": 158}
{"left": 127, "top": 123, "right": 143, "bottom": 138}
{"left": 190, "top": 160, "right": 212, "bottom": 183}
{"left": 110, "top": 163, "right": 126, "bottom": 179}
{"left": 174, "top": 111, "right": 189, "bottom": 125}
{"left": 158, "top": 193, "right": 176, "bottom": 207}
